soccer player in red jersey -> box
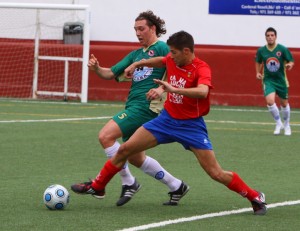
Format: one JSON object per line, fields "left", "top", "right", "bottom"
{"left": 72, "top": 31, "right": 267, "bottom": 215}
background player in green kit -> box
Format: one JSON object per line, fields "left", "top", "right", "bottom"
{"left": 255, "top": 27, "right": 294, "bottom": 136}
{"left": 71, "top": 11, "right": 189, "bottom": 206}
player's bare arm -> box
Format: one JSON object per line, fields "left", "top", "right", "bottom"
{"left": 285, "top": 61, "right": 294, "bottom": 71}
{"left": 88, "top": 54, "right": 115, "bottom": 80}
{"left": 154, "top": 79, "right": 209, "bottom": 98}
{"left": 125, "top": 57, "right": 165, "bottom": 78}
{"left": 255, "top": 62, "right": 263, "bottom": 80}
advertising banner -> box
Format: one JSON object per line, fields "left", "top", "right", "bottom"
{"left": 209, "top": 0, "right": 300, "bottom": 16}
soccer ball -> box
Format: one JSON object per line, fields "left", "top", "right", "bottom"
{"left": 43, "top": 184, "right": 70, "bottom": 210}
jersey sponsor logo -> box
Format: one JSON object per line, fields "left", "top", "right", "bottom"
{"left": 133, "top": 66, "right": 154, "bottom": 82}
{"left": 148, "top": 50, "right": 155, "bottom": 57}
{"left": 266, "top": 57, "right": 280, "bottom": 72}
{"left": 169, "top": 75, "right": 186, "bottom": 104}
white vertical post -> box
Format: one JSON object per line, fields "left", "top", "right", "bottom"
{"left": 64, "top": 60, "right": 69, "bottom": 101}
{"left": 80, "top": 6, "right": 91, "bottom": 103}
{"left": 32, "top": 9, "right": 40, "bottom": 99}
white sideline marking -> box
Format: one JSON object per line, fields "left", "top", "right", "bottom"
{"left": 206, "top": 120, "right": 300, "bottom": 126}
{"left": 117, "top": 200, "right": 300, "bottom": 231}
{"left": 1, "top": 117, "right": 299, "bottom": 127}
{"left": 0, "top": 116, "right": 111, "bottom": 123}
{"left": 1, "top": 100, "right": 300, "bottom": 113}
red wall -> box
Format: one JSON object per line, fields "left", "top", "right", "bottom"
{"left": 1, "top": 41, "right": 299, "bottom": 107}
{"left": 89, "top": 42, "right": 300, "bottom": 108}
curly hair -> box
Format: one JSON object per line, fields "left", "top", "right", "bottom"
{"left": 135, "top": 10, "right": 167, "bottom": 38}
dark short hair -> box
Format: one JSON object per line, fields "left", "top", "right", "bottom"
{"left": 135, "top": 10, "right": 167, "bottom": 38}
{"left": 265, "top": 27, "right": 277, "bottom": 36}
{"left": 167, "top": 30, "right": 194, "bottom": 52}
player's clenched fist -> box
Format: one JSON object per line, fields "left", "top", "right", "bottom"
{"left": 88, "top": 54, "right": 100, "bottom": 71}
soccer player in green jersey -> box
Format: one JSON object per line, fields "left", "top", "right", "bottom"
{"left": 71, "top": 11, "right": 189, "bottom": 206}
{"left": 255, "top": 27, "right": 294, "bottom": 135}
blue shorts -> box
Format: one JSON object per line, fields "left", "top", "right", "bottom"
{"left": 143, "top": 110, "right": 213, "bottom": 150}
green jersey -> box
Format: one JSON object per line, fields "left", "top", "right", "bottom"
{"left": 255, "top": 44, "right": 294, "bottom": 87}
{"left": 111, "top": 40, "right": 169, "bottom": 111}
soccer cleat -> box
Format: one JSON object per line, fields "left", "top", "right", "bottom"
{"left": 251, "top": 192, "right": 267, "bottom": 215}
{"left": 163, "top": 181, "right": 190, "bottom": 206}
{"left": 116, "top": 179, "right": 141, "bottom": 206}
{"left": 273, "top": 123, "right": 283, "bottom": 135}
{"left": 71, "top": 181, "right": 105, "bottom": 199}
{"left": 284, "top": 125, "right": 291, "bottom": 136}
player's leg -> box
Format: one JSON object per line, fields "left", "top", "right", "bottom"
{"left": 174, "top": 115, "right": 266, "bottom": 214}
{"left": 113, "top": 151, "right": 183, "bottom": 206}
{"left": 280, "top": 99, "right": 291, "bottom": 135}
{"left": 128, "top": 152, "right": 185, "bottom": 205}
{"left": 89, "top": 126, "right": 159, "bottom": 193}
{"left": 278, "top": 87, "right": 291, "bottom": 136}
{"left": 191, "top": 147, "right": 267, "bottom": 215}
{"left": 134, "top": 111, "right": 190, "bottom": 205}
{"left": 129, "top": 152, "right": 182, "bottom": 193}
{"left": 99, "top": 119, "right": 137, "bottom": 187}
{"left": 111, "top": 108, "right": 183, "bottom": 205}
{"left": 71, "top": 126, "right": 158, "bottom": 199}
{"left": 70, "top": 126, "right": 155, "bottom": 200}
{"left": 264, "top": 83, "right": 283, "bottom": 134}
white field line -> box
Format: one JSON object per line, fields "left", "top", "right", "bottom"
{"left": 206, "top": 120, "right": 300, "bottom": 126}
{"left": 0, "top": 116, "right": 111, "bottom": 123}
{"left": 117, "top": 200, "right": 300, "bottom": 231}
{"left": 1, "top": 117, "right": 299, "bottom": 127}
{"left": 1, "top": 99, "right": 300, "bottom": 114}
{"left": 0, "top": 99, "right": 123, "bottom": 107}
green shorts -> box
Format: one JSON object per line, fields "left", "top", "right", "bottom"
{"left": 112, "top": 106, "right": 158, "bottom": 141}
{"left": 263, "top": 80, "right": 288, "bottom": 99}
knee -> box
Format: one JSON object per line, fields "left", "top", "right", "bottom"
{"left": 98, "top": 130, "right": 111, "bottom": 147}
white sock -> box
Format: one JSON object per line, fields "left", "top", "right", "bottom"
{"left": 281, "top": 104, "right": 291, "bottom": 126}
{"left": 104, "top": 141, "right": 135, "bottom": 186}
{"left": 267, "top": 103, "right": 282, "bottom": 125}
{"left": 140, "top": 156, "right": 181, "bottom": 192}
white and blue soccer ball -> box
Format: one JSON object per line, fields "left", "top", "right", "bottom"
{"left": 43, "top": 184, "right": 70, "bottom": 210}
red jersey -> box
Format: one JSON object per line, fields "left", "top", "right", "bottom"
{"left": 162, "top": 54, "right": 212, "bottom": 119}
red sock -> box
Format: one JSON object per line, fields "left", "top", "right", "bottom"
{"left": 91, "top": 159, "right": 122, "bottom": 191}
{"left": 227, "top": 172, "right": 259, "bottom": 201}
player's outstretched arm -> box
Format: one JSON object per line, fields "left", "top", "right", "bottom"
{"left": 88, "top": 54, "right": 115, "bottom": 80}
{"left": 154, "top": 79, "right": 209, "bottom": 99}
{"left": 125, "top": 57, "right": 165, "bottom": 78}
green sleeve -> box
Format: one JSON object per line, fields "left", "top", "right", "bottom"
{"left": 283, "top": 47, "right": 294, "bottom": 62}
{"left": 111, "top": 51, "right": 135, "bottom": 81}
{"left": 255, "top": 48, "right": 263, "bottom": 63}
